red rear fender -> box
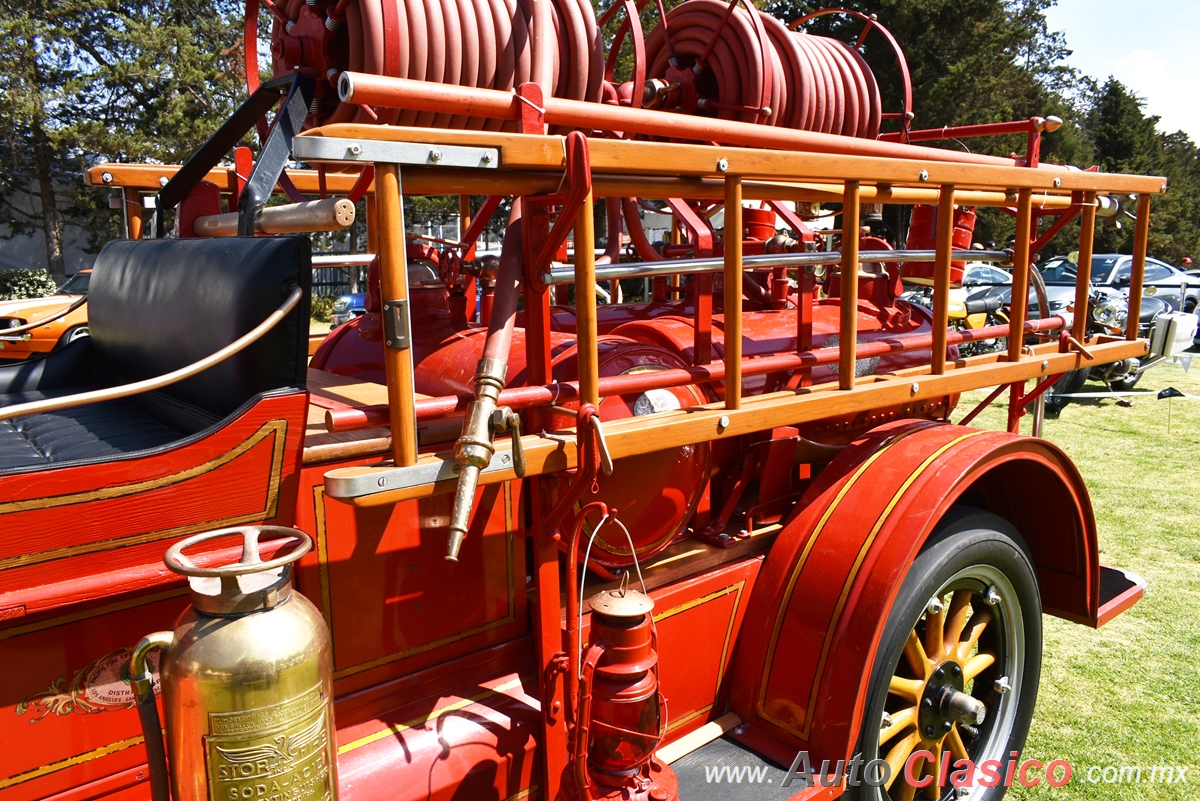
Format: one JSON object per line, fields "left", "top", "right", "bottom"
{"left": 727, "top": 419, "right": 1100, "bottom": 767}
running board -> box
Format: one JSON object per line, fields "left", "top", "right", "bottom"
{"left": 668, "top": 734, "right": 843, "bottom": 801}
{"left": 1095, "top": 564, "right": 1147, "bottom": 628}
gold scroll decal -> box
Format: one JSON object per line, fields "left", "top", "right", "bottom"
{"left": 207, "top": 685, "right": 334, "bottom": 801}
{"left": 17, "top": 646, "right": 161, "bottom": 722}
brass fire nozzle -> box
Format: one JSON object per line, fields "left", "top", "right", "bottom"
{"left": 447, "top": 357, "right": 509, "bottom": 561}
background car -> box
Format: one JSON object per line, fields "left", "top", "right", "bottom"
{"left": 0, "top": 269, "right": 91, "bottom": 362}
{"left": 330, "top": 292, "right": 366, "bottom": 328}
{"left": 1040, "top": 253, "right": 1200, "bottom": 314}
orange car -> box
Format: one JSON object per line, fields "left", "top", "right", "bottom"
{"left": 0, "top": 269, "right": 91, "bottom": 361}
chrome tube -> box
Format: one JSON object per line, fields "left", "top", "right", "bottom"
{"left": 538, "top": 249, "right": 1013, "bottom": 286}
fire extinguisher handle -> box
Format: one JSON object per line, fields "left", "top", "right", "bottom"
{"left": 129, "top": 632, "right": 174, "bottom": 801}
{"left": 164, "top": 526, "right": 312, "bottom": 578}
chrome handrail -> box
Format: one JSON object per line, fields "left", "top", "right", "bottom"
{"left": 0, "top": 296, "right": 88, "bottom": 337}
{"left": 537, "top": 248, "right": 1014, "bottom": 287}
{"left": 0, "top": 286, "right": 303, "bottom": 422}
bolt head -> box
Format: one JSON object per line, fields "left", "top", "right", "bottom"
{"left": 377, "top": 476, "right": 388, "bottom": 487}
{"left": 923, "top": 698, "right": 934, "bottom": 709}
{"left": 159, "top": 176, "right": 169, "bottom": 187}
{"left": 934, "top": 666, "right": 945, "bottom": 679}
{"left": 717, "top": 414, "right": 730, "bottom": 432}
{"left": 919, "top": 170, "right": 930, "bottom": 182}
{"left": 101, "top": 172, "right": 114, "bottom": 184}
{"left": 926, "top": 596, "right": 944, "bottom": 615}
{"left": 1053, "top": 177, "right": 1062, "bottom": 187}
{"left": 925, "top": 725, "right": 936, "bottom": 738}
{"left": 717, "top": 158, "right": 729, "bottom": 173}
{"left": 911, "top": 382, "right": 920, "bottom": 394}
{"left": 951, "top": 663, "right": 962, "bottom": 676}
{"left": 349, "top": 144, "right": 362, "bottom": 156}
{"left": 881, "top": 712, "right": 894, "bottom": 728}
{"left": 943, "top": 721, "right": 953, "bottom": 732}
{"left": 482, "top": 152, "right": 493, "bottom": 163}
{"left": 430, "top": 149, "right": 443, "bottom": 162}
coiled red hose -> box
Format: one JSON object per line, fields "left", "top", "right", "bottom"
{"left": 644, "top": 0, "right": 881, "bottom": 138}
{"left": 268, "top": 0, "right": 603, "bottom": 130}
{"left": 260, "top": 0, "right": 884, "bottom": 139}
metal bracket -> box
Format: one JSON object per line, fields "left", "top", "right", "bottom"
{"left": 156, "top": 73, "right": 314, "bottom": 238}
{"left": 291, "top": 137, "right": 499, "bottom": 169}
{"left": 324, "top": 449, "right": 518, "bottom": 498}
{"left": 382, "top": 299, "right": 410, "bottom": 350}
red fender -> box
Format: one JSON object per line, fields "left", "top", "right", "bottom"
{"left": 727, "top": 419, "right": 1101, "bottom": 768}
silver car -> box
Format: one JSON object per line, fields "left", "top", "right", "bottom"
{"left": 1040, "top": 253, "right": 1200, "bottom": 314}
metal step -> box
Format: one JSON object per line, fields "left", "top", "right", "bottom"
{"left": 671, "top": 735, "right": 832, "bottom": 800}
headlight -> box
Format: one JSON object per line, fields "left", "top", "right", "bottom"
{"left": 1093, "top": 303, "right": 1119, "bottom": 326}
{"left": 0, "top": 318, "right": 20, "bottom": 330}
{"left": 332, "top": 298, "right": 350, "bottom": 312}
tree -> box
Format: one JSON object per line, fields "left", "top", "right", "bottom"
{"left": 0, "top": 3, "right": 75, "bottom": 282}
{"left": 0, "top": 0, "right": 246, "bottom": 282}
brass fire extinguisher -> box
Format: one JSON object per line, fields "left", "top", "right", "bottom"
{"left": 128, "top": 526, "right": 338, "bottom": 801}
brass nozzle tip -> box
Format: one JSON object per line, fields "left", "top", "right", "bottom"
{"left": 446, "top": 529, "right": 465, "bottom": 562}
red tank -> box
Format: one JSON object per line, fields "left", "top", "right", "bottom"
{"left": 612, "top": 294, "right": 937, "bottom": 397}
{"left": 901, "top": 204, "right": 977, "bottom": 286}
{"left": 314, "top": 284, "right": 711, "bottom": 572}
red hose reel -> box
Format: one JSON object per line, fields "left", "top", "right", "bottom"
{"left": 246, "top": 0, "right": 912, "bottom": 139}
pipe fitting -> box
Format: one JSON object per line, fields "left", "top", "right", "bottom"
{"left": 129, "top": 631, "right": 173, "bottom": 699}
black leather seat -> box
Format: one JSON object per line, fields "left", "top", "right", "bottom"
{"left": 0, "top": 236, "right": 311, "bottom": 472}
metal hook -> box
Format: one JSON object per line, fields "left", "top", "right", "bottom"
{"left": 592, "top": 417, "right": 614, "bottom": 476}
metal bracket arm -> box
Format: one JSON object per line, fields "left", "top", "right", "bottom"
{"left": 528, "top": 131, "right": 593, "bottom": 282}
{"left": 290, "top": 136, "right": 499, "bottom": 169}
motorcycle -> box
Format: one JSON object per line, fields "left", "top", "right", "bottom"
{"left": 899, "top": 285, "right": 1009, "bottom": 356}
{"left": 1044, "top": 287, "right": 1173, "bottom": 414}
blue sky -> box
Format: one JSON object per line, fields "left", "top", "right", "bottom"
{"left": 1043, "top": 0, "right": 1200, "bottom": 141}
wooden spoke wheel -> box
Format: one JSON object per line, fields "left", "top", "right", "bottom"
{"left": 853, "top": 510, "right": 1042, "bottom": 801}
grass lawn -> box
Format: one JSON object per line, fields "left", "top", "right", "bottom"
{"left": 960, "top": 357, "right": 1200, "bottom": 799}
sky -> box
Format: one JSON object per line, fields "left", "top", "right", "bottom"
{"left": 1043, "top": 0, "right": 1200, "bottom": 141}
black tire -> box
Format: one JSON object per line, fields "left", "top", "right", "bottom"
{"left": 1108, "top": 370, "right": 1142, "bottom": 393}
{"left": 851, "top": 509, "right": 1042, "bottom": 801}
{"left": 55, "top": 325, "right": 89, "bottom": 350}
{"left": 1044, "top": 367, "right": 1087, "bottom": 413}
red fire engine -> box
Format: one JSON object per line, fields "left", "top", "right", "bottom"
{"left": 0, "top": 4, "right": 1170, "bottom": 801}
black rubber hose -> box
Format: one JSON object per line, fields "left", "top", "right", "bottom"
{"left": 136, "top": 687, "right": 171, "bottom": 801}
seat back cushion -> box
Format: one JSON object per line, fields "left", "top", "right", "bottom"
{"left": 87, "top": 236, "right": 312, "bottom": 417}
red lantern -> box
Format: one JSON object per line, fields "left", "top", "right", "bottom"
{"left": 567, "top": 587, "right": 677, "bottom": 801}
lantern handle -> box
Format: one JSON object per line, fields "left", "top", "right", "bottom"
{"left": 577, "top": 514, "right": 650, "bottom": 679}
